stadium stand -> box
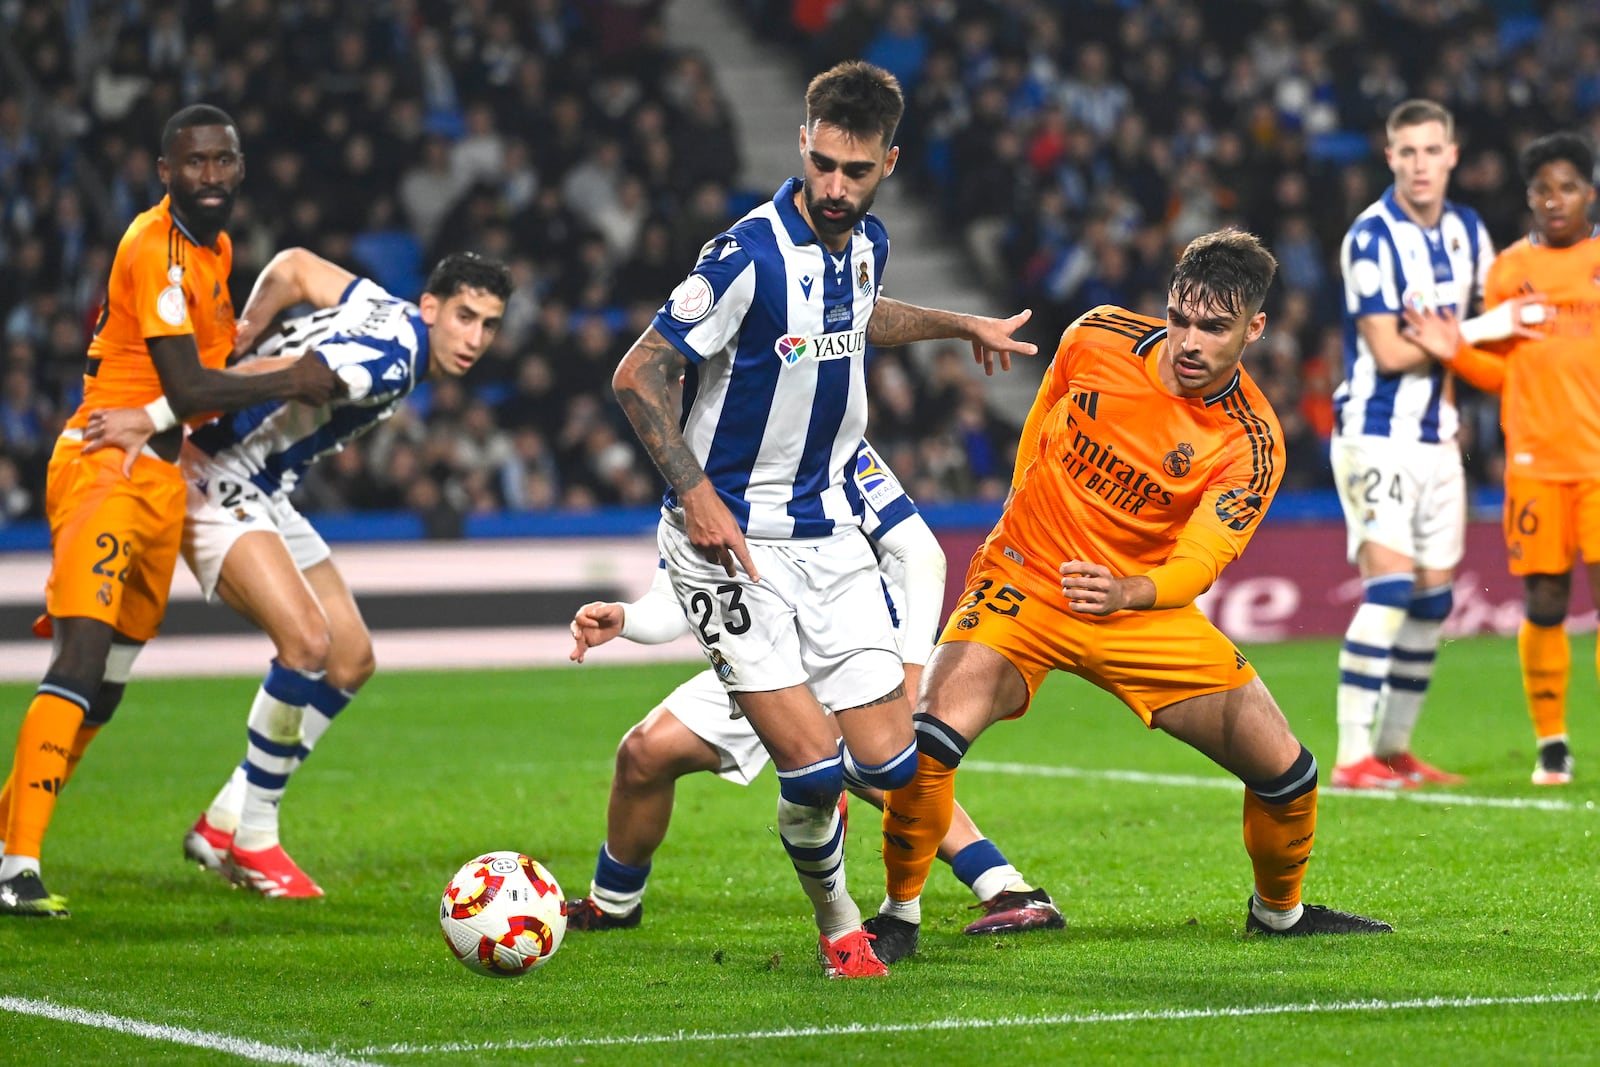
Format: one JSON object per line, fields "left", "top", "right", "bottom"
{"left": 3, "top": 0, "right": 1599, "bottom": 531}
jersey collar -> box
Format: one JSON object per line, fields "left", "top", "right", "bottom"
{"left": 164, "top": 195, "right": 217, "bottom": 251}
{"left": 1527, "top": 224, "right": 1600, "bottom": 247}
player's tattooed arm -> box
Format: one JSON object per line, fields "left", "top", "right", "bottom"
{"left": 613, "top": 327, "right": 704, "bottom": 494}
{"left": 868, "top": 298, "right": 1037, "bottom": 375}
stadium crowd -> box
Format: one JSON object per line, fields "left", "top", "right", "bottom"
{"left": 2, "top": 0, "right": 1599, "bottom": 529}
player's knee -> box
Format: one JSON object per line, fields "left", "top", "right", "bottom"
{"left": 843, "top": 738, "right": 917, "bottom": 791}
{"left": 912, "top": 712, "right": 971, "bottom": 769}
{"left": 613, "top": 722, "right": 677, "bottom": 791}
{"left": 83, "top": 682, "right": 125, "bottom": 728}
{"left": 1362, "top": 574, "right": 1415, "bottom": 609}
{"left": 1245, "top": 744, "right": 1318, "bottom": 805}
{"left": 1407, "top": 583, "right": 1452, "bottom": 621}
{"left": 274, "top": 616, "right": 332, "bottom": 672}
{"left": 327, "top": 637, "right": 376, "bottom": 690}
{"left": 776, "top": 753, "right": 844, "bottom": 809}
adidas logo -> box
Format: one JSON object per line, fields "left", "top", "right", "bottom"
{"left": 28, "top": 777, "right": 63, "bottom": 794}
{"left": 1071, "top": 391, "right": 1100, "bottom": 418}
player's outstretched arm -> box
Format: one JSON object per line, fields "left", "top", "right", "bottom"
{"left": 614, "top": 327, "right": 759, "bottom": 581}
{"left": 234, "top": 248, "right": 359, "bottom": 357}
{"left": 569, "top": 572, "right": 691, "bottom": 662}
{"left": 867, "top": 299, "right": 1037, "bottom": 375}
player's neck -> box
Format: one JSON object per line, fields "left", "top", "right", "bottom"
{"left": 170, "top": 204, "right": 224, "bottom": 249}
{"left": 1393, "top": 192, "right": 1444, "bottom": 230}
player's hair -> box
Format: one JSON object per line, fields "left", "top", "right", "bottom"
{"left": 160, "top": 104, "right": 238, "bottom": 156}
{"left": 424, "top": 252, "right": 514, "bottom": 302}
{"left": 1385, "top": 99, "right": 1454, "bottom": 143}
{"left": 805, "top": 61, "right": 904, "bottom": 147}
{"left": 1520, "top": 132, "right": 1595, "bottom": 186}
{"left": 1168, "top": 229, "right": 1278, "bottom": 320}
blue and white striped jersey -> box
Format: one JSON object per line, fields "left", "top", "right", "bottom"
{"left": 186, "top": 278, "right": 426, "bottom": 496}
{"left": 650, "top": 176, "right": 889, "bottom": 540}
{"left": 1334, "top": 186, "right": 1494, "bottom": 444}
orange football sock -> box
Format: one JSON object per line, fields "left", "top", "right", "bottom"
{"left": 5, "top": 693, "right": 86, "bottom": 860}
{"left": 1519, "top": 620, "right": 1569, "bottom": 741}
{"left": 62, "top": 725, "right": 102, "bottom": 787}
{"left": 1242, "top": 786, "right": 1317, "bottom": 911}
{"left": 883, "top": 753, "right": 956, "bottom": 903}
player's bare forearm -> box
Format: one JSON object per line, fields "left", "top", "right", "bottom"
{"left": 149, "top": 335, "right": 340, "bottom": 417}
{"left": 613, "top": 330, "right": 705, "bottom": 494}
{"left": 235, "top": 248, "right": 357, "bottom": 355}
{"left": 867, "top": 298, "right": 972, "bottom": 345}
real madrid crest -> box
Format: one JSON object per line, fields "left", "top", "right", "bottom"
{"left": 1162, "top": 442, "right": 1194, "bottom": 478}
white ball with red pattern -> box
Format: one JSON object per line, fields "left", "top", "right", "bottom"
{"left": 440, "top": 851, "right": 566, "bottom": 977}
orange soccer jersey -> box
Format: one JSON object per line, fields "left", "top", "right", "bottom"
{"left": 1484, "top": 233, "right": 1600, "bottom": 481}
{"left": 67, "top": 195, "right": 235, "bottom": 430}
{"left": 986, "top": 306, "right": 1285, "bottom": 603}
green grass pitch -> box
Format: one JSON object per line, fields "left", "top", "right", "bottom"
{"left": 1, "top": 635, "right": 1597, "bottom": 1065}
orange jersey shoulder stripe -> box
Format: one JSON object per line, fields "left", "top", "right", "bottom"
{"left": 70, "top": 196, "right": 235, "bottom": 427}
{"left": 991, "top": 305, "right": 1284, "bottom": 600}
{"left": 1486, "top": 233, "right": 1600, "bottom": 478}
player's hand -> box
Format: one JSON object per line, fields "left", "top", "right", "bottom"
{"left": 569, "top": 600, "right": 626, "bottom": 662}
{"left": 1060, "top": 559, "right": 1127, "bottom": 616}
{"left": 681, "top": 480, "right": 760, "bottom": 580}
{"left": 967, "top": 308, "right": 1038, "bottom": 376}
{"left": 1400, "top": 305, "right": 1463, "bottom": 362}
{"left": 83, "top": 407, "right": 157, "bottom": 477}
{"left": 286, "top": 355, "right": 345, "bottom": 405}
{"left": 232, "top": 317, "right": 267, "bottom": 359}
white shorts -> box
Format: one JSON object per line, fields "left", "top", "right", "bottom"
{"left": 1330, "top": 435, "right": 1465, "bottom": 570}
{"left": 656, "top": 520, "right": 901, "bottom": 709}
{"left": 181, "top": 453, "right": 330, "bottom": 601}
{"left": 663, "top": 670, "right": 771, "bottom": 785}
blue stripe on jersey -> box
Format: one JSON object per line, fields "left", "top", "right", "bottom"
{"left": 188, "top": 400, "right": 288, "bottom": 457}
{"left": 788, "top": 247, "right": 857, "bottom": 537}
{"left": 249, "top": 403, "right": 390, "bottom": 495}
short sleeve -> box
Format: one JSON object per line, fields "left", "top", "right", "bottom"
{"left": 1342, "top": 217, "right": 1401, "bottom": 318}
{"left": 650, "top": 234, "right": 758, "bottom": 364}
{"left": 856, "top": 440, "right": 917, "bottom": 539}
{"left": 127, "top": 227, "right": 195, "bottom": 339}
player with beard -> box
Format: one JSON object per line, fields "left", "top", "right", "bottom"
{"left": 0, "top": 104, "right": 340, "bottom": 917}
{"left": 612, "top": 60, "right": 1035, "bottom": 977}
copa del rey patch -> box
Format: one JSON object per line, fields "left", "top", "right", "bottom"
{"left": 669, "top": 274, "right": 714, "bottom": 323}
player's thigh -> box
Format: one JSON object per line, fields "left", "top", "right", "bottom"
{"left": 1150, "top": 675, "right": 1301, "bottom": 783}
{"left": 650, "top": 671, "right": 767, "bottom": 784}
{"left": 1504, "top": 475, "right": 1577, "bottom": 578}
{"left": 1412, "top": 444, "right": 1465, "bottom": 573}
{"left": 1330, "top": 436, "right": 1423, "bottom": 564}
{"left": 45, "top": 444, "right": 185, "bottom": 642}
{"left": 214, "top": 530, "right": 328, "bottom": 648}
{"left": 932, "top": 566, "right": 1057, "bottom": 736}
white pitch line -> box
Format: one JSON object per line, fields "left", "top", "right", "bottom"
{"left": 359, "top": 991, "right": 1599, "bottom": 1055}
{"left": 963, "top": 760, "right": 1595, "bottom": 812}
{"left": 0, "top": 997, "right": 375, "bottom": 1067}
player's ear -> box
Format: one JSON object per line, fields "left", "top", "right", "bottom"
{"left": 883, "top": 145, "right": 899, "bottom": 178}
{"left": 1244, "top": 311, "right": 1266, "bottom": 344}
{"left": 798, "top": 124, "right": 809, "bottom": 158}
{"left": 419, "top": 292, "right": 439, "bottom": 326}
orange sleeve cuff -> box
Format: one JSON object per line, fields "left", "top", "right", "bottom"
{"left": 1450, "top": 345, "right": 1506, "bottom": 394}
{"left": 1146, "top": 556, "right": 1217, "bottom": 609}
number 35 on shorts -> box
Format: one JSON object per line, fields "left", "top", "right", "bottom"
{"left": 956, "top": 579, "right": 1027, "bottom": 623}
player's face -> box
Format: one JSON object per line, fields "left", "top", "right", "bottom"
{"left": 798, "top": 121, "right": 898, "bottom": 251}
{"left": 159, "top": 124, "right": 244, "bottom": 236}
{"left": 1164, "top": 293, "right": 1265, "bottom": 397}
{"left": 1384, "top": 121, "right": 1457, "bottom": 217}
{"left": 1528, "top": 158, "right": 1596, "bottom": 248}
{"left": 421, "top": 287, "right": 506, "bottom": 378}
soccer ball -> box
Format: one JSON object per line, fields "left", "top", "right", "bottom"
{"left": 439, "top": 851, "right": 566, "bottom": 977}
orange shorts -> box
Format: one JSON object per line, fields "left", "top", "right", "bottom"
{"left": 1503, "top": 473, "right": 1600, "bottom": 577}
{"left": 42, "top": 434, "right": 186, "bottom": 642}
{"left": 940, "top": 558, "right": 1258, "bottom": 725}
